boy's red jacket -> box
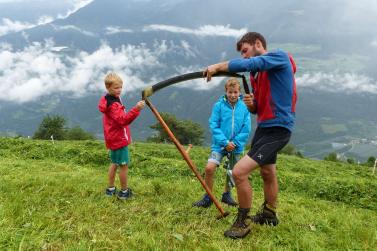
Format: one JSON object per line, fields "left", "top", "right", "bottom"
{"left": 98, "top": 94, "right": 140, "bottom": 150}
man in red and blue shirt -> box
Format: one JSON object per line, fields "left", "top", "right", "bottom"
{"left": 204, "top": 32, "right": 297, "bottom": 239}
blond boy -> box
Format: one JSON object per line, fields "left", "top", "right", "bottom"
{"left": 98, "top": 72, "right": 145, "bottom": 199}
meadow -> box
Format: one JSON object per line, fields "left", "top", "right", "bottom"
{"left": 0, "top": 138, "right": 376, "bottom": 250}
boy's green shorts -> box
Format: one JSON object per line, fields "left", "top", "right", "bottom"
{"left": 109, "top": 146, "right": 129, "bottom": 165}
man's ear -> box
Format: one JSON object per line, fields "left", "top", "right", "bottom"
{"left": 255, "top": 39, "right": 264, "bottom": 49}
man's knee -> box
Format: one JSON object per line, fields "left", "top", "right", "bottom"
{"left": 232, "top": 167, "right": 248, "bottom": 183}
{"left": 260, "top": 165, "right": 276, "bottom": 180}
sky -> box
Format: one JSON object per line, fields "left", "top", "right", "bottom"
{"left": 1, "top": 0, "right": 377, "bottom": 103}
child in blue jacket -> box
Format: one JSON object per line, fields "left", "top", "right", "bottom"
{"left": 193, "top": 78, "right": 251, "bottom": 208}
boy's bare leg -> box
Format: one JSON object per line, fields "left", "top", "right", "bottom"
{"left": 232, "top": 155, "right": 259, "bottom": 208}
{"left": 260, "top": 164, "right": 278, "bottom": 207}
{"left": 119, "top": 164, "right": 128, "bottom": 190}
{"left": 204, "top": 162, "right": 218, "bottom": 192}
{"left": 108, "top": 163, "right": 117, "bottom": 187}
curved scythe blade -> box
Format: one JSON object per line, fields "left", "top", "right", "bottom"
{"left": 142, "top": 71, "right": 250, "bottom": 99}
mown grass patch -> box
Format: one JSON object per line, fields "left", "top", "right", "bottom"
{"left": 0, "top": 138, "right": 376, "bottom": 250}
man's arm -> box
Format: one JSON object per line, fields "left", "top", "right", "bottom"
{"left": 229, "top": 51, "right": 288, "bottom": 73}
{"left": 203, "top": 61, "right": 229, "bottom": 82}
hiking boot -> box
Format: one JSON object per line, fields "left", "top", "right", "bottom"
{"left": 221, "top": 191, "right": 238, "bottom": 206}
{"left": 192, "top": 194, "right": 212, "bottom": 208}
{"left": 224, "top": 208, "right": 252, "bottom": 239}
{"left": 105, "top": 187, "right": 117, "bottom": 196}
{"left": 117, "top": 188, "right": 133, "bottom": 200}
{"left": 251, "top": 201, "right": 279, "bottom": 226}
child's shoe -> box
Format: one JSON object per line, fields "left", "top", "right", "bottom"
{"left": 105, "top": 187, "right": 117, "bottom": 196}
{"left": 192, "top": 194, "right": 212, "bottom": 208}
{"left": 117, "top": 188, "right": 133, "bottom": 200}
{"left": 221, "top": 191, "right": 238, "bottom": 206}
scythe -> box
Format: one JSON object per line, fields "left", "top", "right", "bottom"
{"left": 142, "top": 71, "right": 250, "bottom": 218}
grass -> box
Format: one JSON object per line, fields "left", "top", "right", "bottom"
{"left": 0, "top": 138, "right": 376, "bottom": 250}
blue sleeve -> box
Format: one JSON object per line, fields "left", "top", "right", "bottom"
{"left": 233, "top": 109, "right": 251, "bottom": 148}
{"left": 209, "top": 102, "right": 228, "bottom": 148}
{"left": 229, "top": 50, "right": 289, "bottom": 73}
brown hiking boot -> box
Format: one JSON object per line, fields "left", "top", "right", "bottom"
{"left": 224, "top": 208, "right": 252, "bottom": 239}
{"left": 251, "top": 201, "right": 279, "bottom": 226}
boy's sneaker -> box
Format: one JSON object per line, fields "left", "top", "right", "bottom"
{"left": 192, "top": 194, "right": 212, "bottom": 208}
{"left": 117, "top": 188, "right": 133, "bottom": 200}
{"left": 105, "top": 187, "right": 116, "bottom": 196}
{"left": 221, "top": 191, "right": 238, "bottom": 206}
{"left": 224, "top": 208, "right": 252, "bottom": 239}
{"left": 251, "top": 201, "right": 279, "bottom": 226}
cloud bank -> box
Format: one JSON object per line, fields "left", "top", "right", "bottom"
{"left": 297, "top": 72, "right": 377, "bottom": 94}
{"left": 0, "top": 41, "right": 161, "bottom": 103}
{"left": 2, "top": 36, "right": 377, "bottom": 104}
{"left": 144, "top": 24, "right": 247, "bottom": 38}
{"left": 0, "top": 39, "right": 232, "bottom": 103}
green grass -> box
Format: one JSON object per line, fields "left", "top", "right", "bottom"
{"left": 0, "top": 138, "right": 376, "bottom": 250}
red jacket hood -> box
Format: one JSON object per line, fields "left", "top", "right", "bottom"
{"left": 98, "top": 96, "right": 108, "bottom": 113}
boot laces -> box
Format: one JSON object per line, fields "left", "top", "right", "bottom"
{"left": 232, "top": 212, "right": 249, "bottom": 228}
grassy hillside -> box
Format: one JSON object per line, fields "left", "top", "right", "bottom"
{"left": 0, "top": 138, "right": 376, "bottom": 250}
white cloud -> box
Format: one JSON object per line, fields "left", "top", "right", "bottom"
{"left": 0, "top": 18, "right": 33, "bottom": 36}
{"left": 144, "top": 24, "right": 247, "bottom": 38}
{"left": 0, "top": 0, "right": 93, "bottom": 36}
{"left": 50, "top": 24, "right": 96, "bottom": 37}
{"left": 105, "top": 26, "right": 133, "bottom": 35}
{"left": 0, "top": 41, "right": 163, "bottom": 103}
{"left": 0, "top": 16, "right": 55, "bottom": 36}
{"left": 297, "top": 72, "right": 377, "bottom": 94}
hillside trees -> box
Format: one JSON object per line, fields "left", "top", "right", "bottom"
{"left": 279, "top": 144, "right": 303, "bottom": 157}
{"left": 364, "top": 156, "right": 376, "bottom": 166}
{"left": 33, "top": 115, "right": 67, "bottom": 140}
{"left": 148, "top": 112, "right": 204, "bottom": 145}
{"left": 66, "top": 126, "right": 95, "bottom": 140}
{"left": 324, "top": 152, "right": 338, "bottom": 162}
{"left": 33, "top": 115, "right": 94, "bottom": 140}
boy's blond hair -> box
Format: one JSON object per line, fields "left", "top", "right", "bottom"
{"left": 225, "top": 78, "right": 241, "bottom": 91}
{"left": 104, "top": 72, "right": 123, "bottom": 89}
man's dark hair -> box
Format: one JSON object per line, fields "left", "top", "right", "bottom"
{"left": 236, "top": 32, "right": 267, "bottom": 51}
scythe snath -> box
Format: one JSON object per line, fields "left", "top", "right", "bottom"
{"left": 142, "top": 71, "right": 250, "bottom": 219}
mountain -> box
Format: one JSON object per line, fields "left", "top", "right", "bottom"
{"left": 1, "top": 0, "right": 377, "bottom": 161}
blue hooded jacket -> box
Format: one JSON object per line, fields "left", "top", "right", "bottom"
{"left": 209, "top": 95, "right": 251, "bottom": 154}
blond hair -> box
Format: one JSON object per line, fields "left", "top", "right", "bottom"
{"left": 104, "top": 72, "right": 123, "bottom": 89}
{"left": 225, "top": 78, "right": 241, "bottom": 91}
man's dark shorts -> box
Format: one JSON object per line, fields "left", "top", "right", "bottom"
{"left": 247, "top": 126, "right": 291, "bottom": 166}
